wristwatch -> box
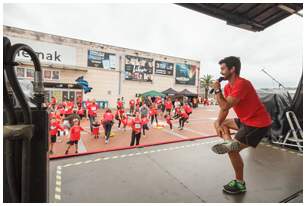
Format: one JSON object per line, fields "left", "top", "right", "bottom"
{"left": 214, "top": 89, "right": 221, "bottom": 94}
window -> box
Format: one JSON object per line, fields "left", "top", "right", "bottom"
{"left": 16, "top": 67, "right": 25, "bottom": 78}
{"left": 43, "top": 69, "right": 60, "bottom": 81}
{"left": 52, "top": 71, "right": 60, "bottom": 80}
{"left": 44, "top": 70, "right": 52, "bottom": 80}
{"left": 26, "top": 68, "right": 35, "bottom": 78}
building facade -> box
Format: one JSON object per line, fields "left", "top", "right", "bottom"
{"left": 4, "top": 26, "right": 201, "bottom": 107}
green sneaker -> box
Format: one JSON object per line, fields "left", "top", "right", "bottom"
{"left": 223, "top": 180, "right": 246, "bottom": 194}
{"left": 211, "top": 140, "right": 240, "bottom": 154}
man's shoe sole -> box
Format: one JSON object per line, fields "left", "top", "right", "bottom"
{"left": 211, "top": 141, "right": 240, "bottom": 154}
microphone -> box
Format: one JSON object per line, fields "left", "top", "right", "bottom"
{"left": 209, "top": 77, "right": 225, "bottom": 94}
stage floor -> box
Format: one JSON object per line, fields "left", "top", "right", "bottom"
{"left": 49, "top": 136, "right": 303, "bottom": 203}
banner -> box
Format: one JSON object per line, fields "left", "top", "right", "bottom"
{"left": 9, "top": 36, "right": 76, "bottom": 66}
{"left": 155, "top": 61, "right": 174, "bottom": 76}
{"left": 124, "top": 55, "right": 153, "bottom": 82}
{"left": 175, "top": 64, "right": 197, "bottom": 85}
{"left": 87, "top": 50, "right": 117, "bottom": 70}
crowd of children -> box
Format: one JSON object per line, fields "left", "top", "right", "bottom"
{"left": 47, "top": 95, "right": 193, "bottom": 155}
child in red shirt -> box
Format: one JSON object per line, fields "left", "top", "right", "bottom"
{"left": 173, "top": 106, "right": 182, "bottom": 119}
{"left": 92, "top": 120, "right": 100, "bottom": 139}
{"left": 65, "top": 119, "right": 88, "bottom": 154}
{"left": 49, "top": 117, "right": 64, "bottom": 154}
{"left": 121, "top": 114, "right": 129, "bottom": 132}
{"left": 179, "top": 110, "right": 189, "bottom": 130}
{"left": 141, "top": 115, "right": 149, "bottom": 136}
{"left": 149, "top": 104, "right": 158, "bottom": 125}
{"left": 164, "top": 114, "right": 173, "bottom": 130}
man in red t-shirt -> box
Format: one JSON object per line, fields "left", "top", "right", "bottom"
{"left": 130, "top": 112, "right": 142, "bottom": 146}
{"left": 211, "top": 56, "right": 272, "bottom": 195}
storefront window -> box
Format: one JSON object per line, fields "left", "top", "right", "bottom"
{"left": 52, "top": 71, "right": 60, "bottom": 80}
{"left": 26, "top": 68, "right": 35, "bottom": 78}
{"left": 44, "top": 70, "right": 52, "bottom": 80}
{"left": 16, "top": 67, "right": 25, "bottom": 78}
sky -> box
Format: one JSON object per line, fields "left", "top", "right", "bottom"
{"left": 3, "top": 3, "right": 303, "bottom": 89}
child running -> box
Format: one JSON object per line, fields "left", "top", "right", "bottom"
{"left": 164, "top": 114, "right": 173, "bottom": 131}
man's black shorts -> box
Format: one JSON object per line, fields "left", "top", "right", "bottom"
{"left": 67, "top": 140, "right": 79, "bottom": 145}
{"left": 234, "top": 118, "right": 271, "bottom": 148}
{"left": 51, "top": 135, "right": 57, "bottom": 143}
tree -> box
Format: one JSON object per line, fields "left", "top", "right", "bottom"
{"left": 200, "top": 74, "right": 214, "bottom": 99}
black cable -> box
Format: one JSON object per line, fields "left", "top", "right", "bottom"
{"left": 4, "top": 40, "right": 44, "bottom": 202}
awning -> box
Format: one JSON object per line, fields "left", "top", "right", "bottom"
{"left": 177, "top": 3, "right": 303, "bottom": 32}
{"left": 162, "top": 88, "right": 178, "bottom": 96}
{"left": 177, "top": 89, "right": 198, "bottom": 97}
{"left": 142, "top": 90, "right": 166, "bottom": 97}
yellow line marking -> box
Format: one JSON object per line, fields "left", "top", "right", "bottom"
{"left": 56, "top": 175, "right": 61, "bottom": 180}
{"left": 56, "top": 181, "right": 61, "bottom": 186}
{"left": 55, "top": 187, "right": 61, "bottom": 193}
{"left": 54, "top": 194, "right": 61, "bottom": 200}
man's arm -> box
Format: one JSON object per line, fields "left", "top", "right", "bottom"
{"left": 215, "top": 92, "right": 240, "bottom": 111}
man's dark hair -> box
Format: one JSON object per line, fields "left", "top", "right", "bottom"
{"left": 219, "top": 56, "right": 241, "bottom": 75}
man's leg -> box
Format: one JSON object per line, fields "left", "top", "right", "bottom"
{"left": 212, "top": 119, "right": 249, "bottom": 194}
{"left": 219, "top": 119, "right": 248, "bottom": 181}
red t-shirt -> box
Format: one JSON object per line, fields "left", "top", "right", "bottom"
{"left": 51, "top": 97, "right": 56, "bottom": 105}
{"left": 49, "top": 122, "right": 64, "bottom": 136}
{"left": 77, "top": 96, "right": 82, "bottom": 104}
{"left": 88, "top": 103, "right": 98, "bottom": 117}
{"left": 131, "top": 118, "right": 142, "bottom": 133}
{"left": 136, "top": 98, "right": 140, "bottom": 105}
{"left": 122, "top": 117, "right": 128, "bottom": 126}
{"left": 77, "top": 108, "right": 84, "bottom": 115}
{"left": 70, "top": 125, "right": 84, "bottom": 141}
{"left": 119, "top": 109, "right": 125, "bottom": 115}
{"left": 224, "top": 77, "right": 272, "bottom": 127}
{"left": 141, "top": 117, "right": 149, "bottom": 125}
{"left": 65, "top": 101, "right": 74, "bottom": 115}
{"left": 165, "top": 101, "right": 172, "bottom": 110}
{"left": 103, "top": 112, "right": 114, "bottom": 122}
{"left": 180, "top": 111, "right": 189, "bottom": 119}
{"left": 183, "top": 105, "right": 192, "bottom": 114}
{"left": 85, "top": 101, "right": 91, "bottom": 109}
{"left": 129, "top": 100, "right": 135, "bottom": 106}
{"left": 150, "top": 107, "right": 157, "bottom": 115}
{"left": 117, "top": 101, "right": 123, "bottom": 108}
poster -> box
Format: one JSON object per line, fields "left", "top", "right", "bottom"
{"left": 155, "top": 61, "right": 174, "bottom": 75}
{"left": 87, "top": 50, "right": 117, "bottom": 70}
{"left": 175, "top": 64, "right": 197, "bottom": 85}
{"left": 124, "top": 55, "right": 153, "bottom": 82}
